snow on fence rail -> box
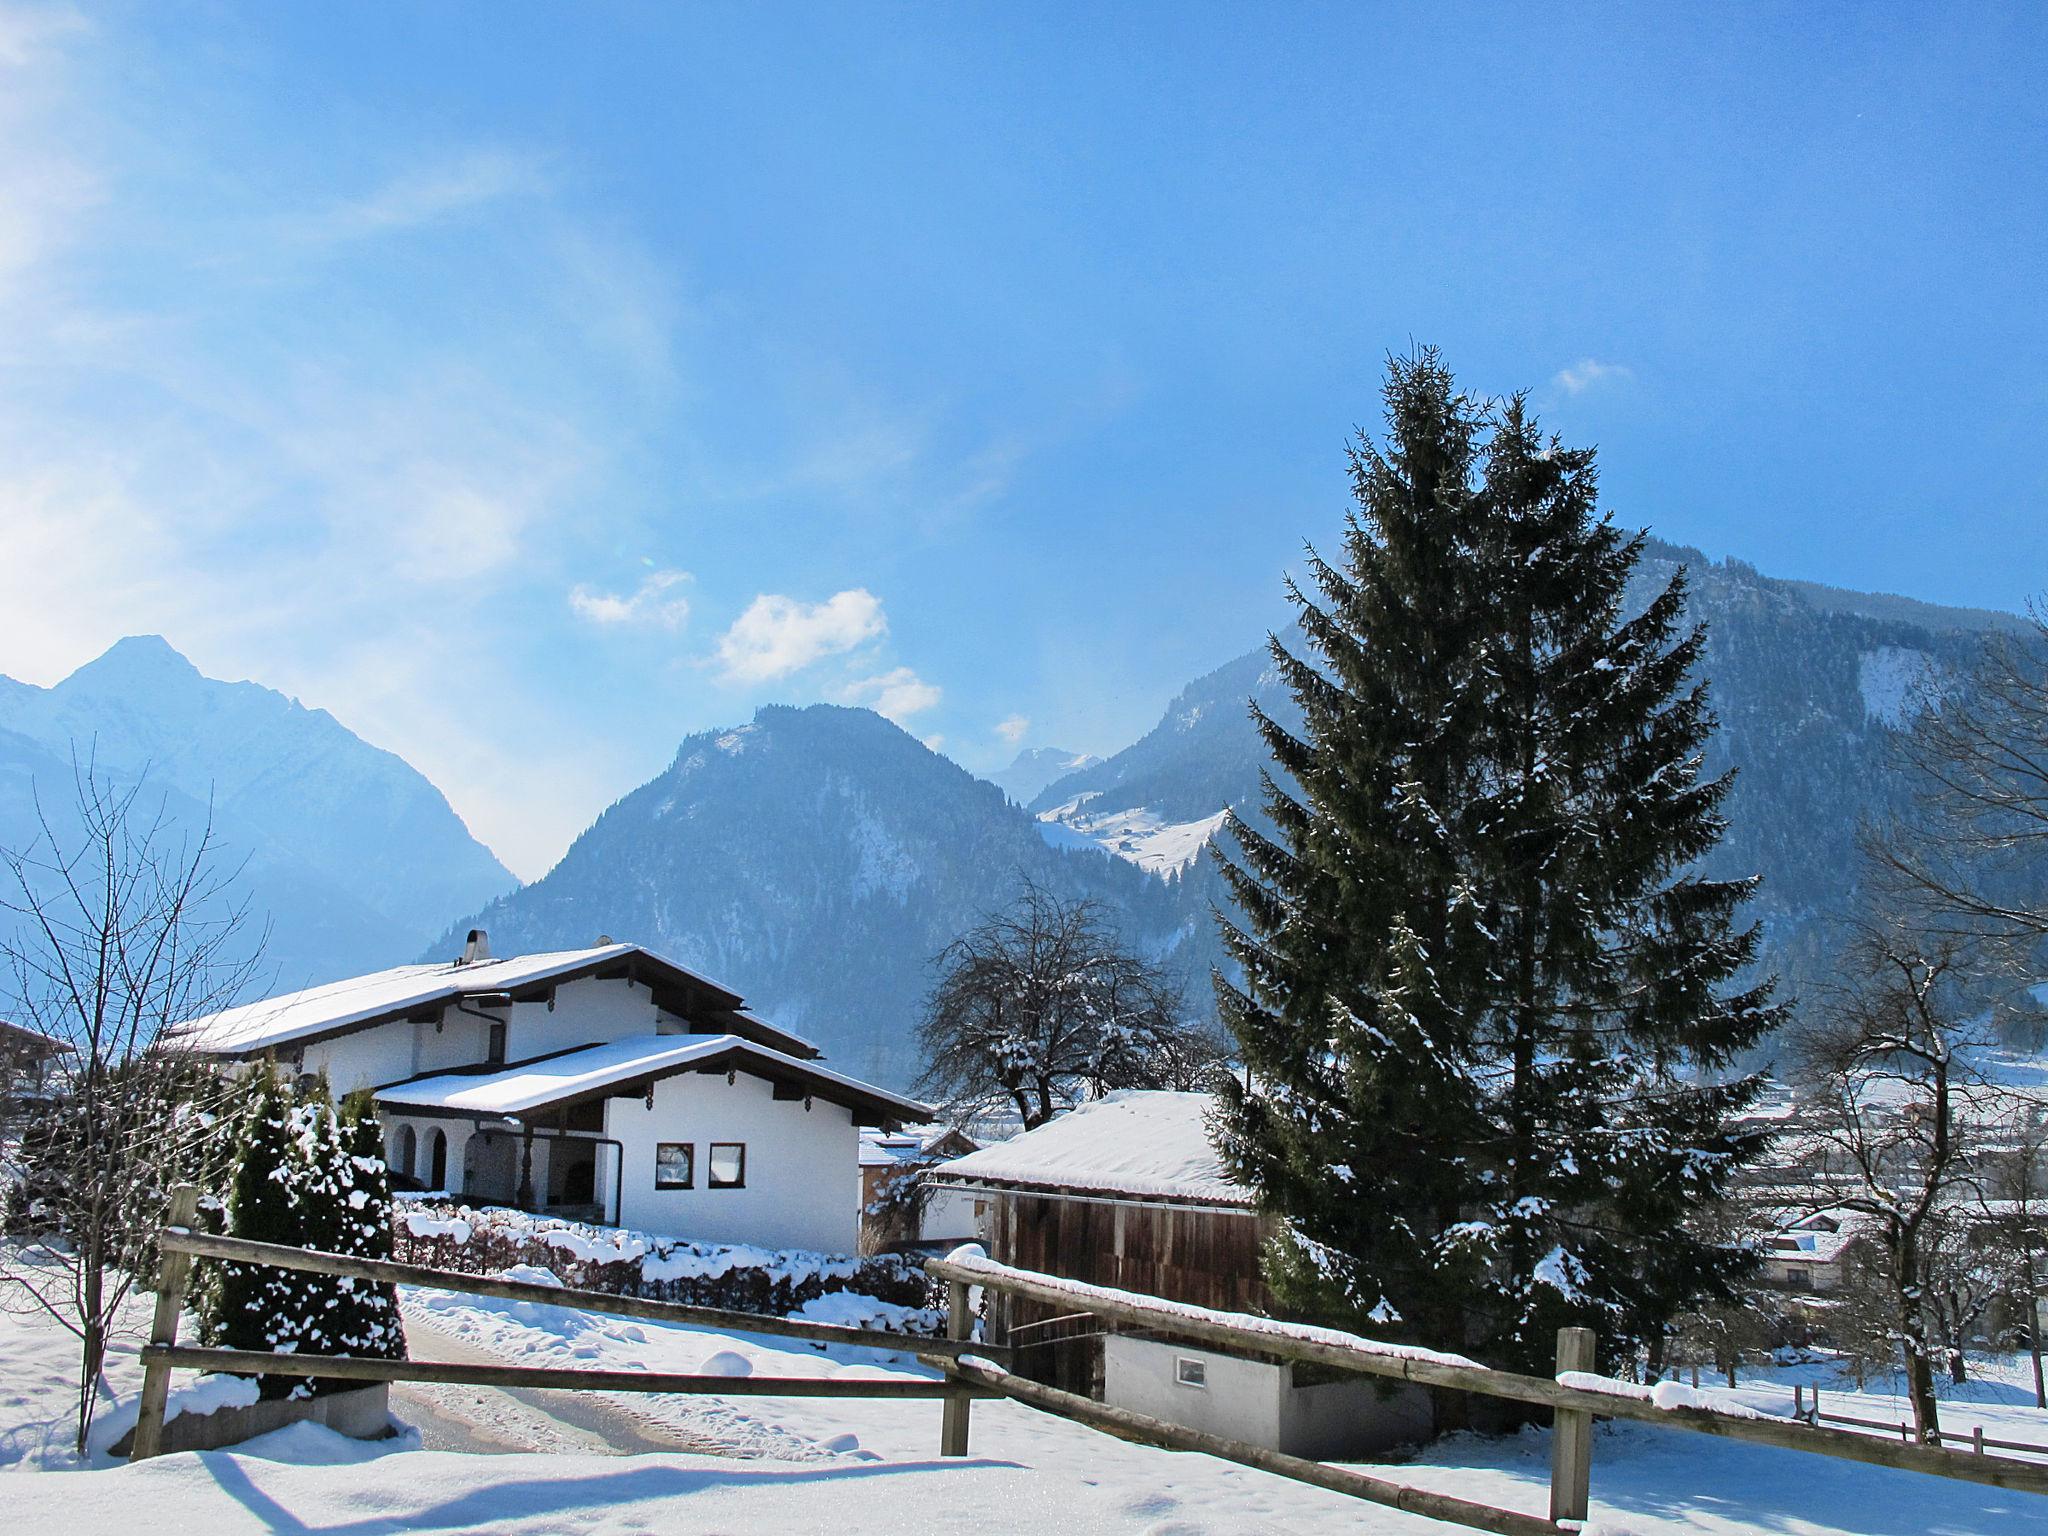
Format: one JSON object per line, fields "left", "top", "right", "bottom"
{"left": 127, "top": 1184, "right": 1004, "bottom": 1462}
{"left": 920, "top": 1247, "right": 2048, "bottom": 1536}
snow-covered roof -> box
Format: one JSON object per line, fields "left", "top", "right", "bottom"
{"left": 180, "top": 943, "right": 815, "bottom": 1060}
{"left": 859, "top": 1123, "right": 976, "bottom": 1167}
{"left": 936, "top": 1091, "right": 1251, "bottom": 1208}
{"left": 0, "top": 1019, "right": 73, "bottom": 1058}
{"left": 376, "top": 1033, "right": 930, "bottom": 1125}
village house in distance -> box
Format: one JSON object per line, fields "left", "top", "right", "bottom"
{"left": 182, "top": 932, "right": 929, "bottom": 1252}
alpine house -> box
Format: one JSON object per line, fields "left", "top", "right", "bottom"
{"left": 182, "top": 931, "right": 929, "bottom": 1252}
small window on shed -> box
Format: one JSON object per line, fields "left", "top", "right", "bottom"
{"left": 708, "top": 1142, "right": 746, "bottom": 1188}
{"left": 1175, "top": 1357, "right": 1207, "bottom": 1389}
{"left": 486, "top": 1021, "right": 507, "bottom": 1064}
{"left": 655, "top": 1143, "right": 693, "bottom": 1190}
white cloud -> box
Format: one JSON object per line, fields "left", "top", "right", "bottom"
{"left": 839, "top": 665, "right": 942, "bottom": 723}
{"left": 277, "top": 149, "right": 544, "bottom": 248}
{"left": 1551, "top": 358, "right": 1633, "bottom": 396}
{"left": 713, "top": 589, "right": 886, "bottom": 683}
{"left": 995, "top": 712, "right": 1029, "bottom": 744}
{"left": 921, "top": 733, "right": 946, "bottom": 753}
{"left": 569, "top": 568, "right": 692, "bottom": 630}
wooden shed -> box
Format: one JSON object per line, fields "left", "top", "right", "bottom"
{"left": 935, "top": 1091, "right": 1272, "bottom": 1395}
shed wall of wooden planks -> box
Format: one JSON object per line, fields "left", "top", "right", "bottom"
{"left": 985, "top": 1190, "right": 1273, "bottom": 1394}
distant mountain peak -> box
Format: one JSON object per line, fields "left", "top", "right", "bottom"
{"left": 987, "top": 745, "right": 1104, "bottom": 806}
{"left": 69, "top": 633, "right": 203, "bottom": 688}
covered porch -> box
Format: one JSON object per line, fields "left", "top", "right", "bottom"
{"left": 381, "top": 1109, "right": 623, "bottom": 1227}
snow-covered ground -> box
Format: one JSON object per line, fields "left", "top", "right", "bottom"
{"left": 1035, "top": 794, "right": 1230, "bottom": 876}
{"left": 4, "top": 1276, "right": 2044, "bottom": 1533}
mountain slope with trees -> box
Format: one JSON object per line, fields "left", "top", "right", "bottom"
{"left": 435, "top": 705, "right": 1207, "bottom": 1087}
{"left": 1033, "top": 540, "right": 2028, "bottom": 1003}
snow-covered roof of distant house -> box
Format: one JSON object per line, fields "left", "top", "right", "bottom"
{"left": 1763, "top": 1208, "right": 1864, "bottom": 1266}
{"left": 0, "top": 1019, "right": 74, "bottom": 1058}
{"left": 936, "top": 1091, "right": 1252, "bottom": 1208}
{"left": 859, "top": 1123, "right": 978, "bottom": 1167}
{"left": 376, "top": 1033, "right": 928, "bottom": 1126}
{"left": 179, "top": 943, "right": 817, "bottom": 1061}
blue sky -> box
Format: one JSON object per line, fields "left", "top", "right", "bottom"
{"left": 1, "top": 3, "right": 2042, "bottom": 877}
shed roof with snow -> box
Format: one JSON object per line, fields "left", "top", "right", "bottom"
{"left": 937, "top": 1091, "right": 1252, "bottom": 1209}
{"left": 180, "top": 943, "right": 818, "bottom": 1061}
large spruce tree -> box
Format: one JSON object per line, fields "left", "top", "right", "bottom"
{"left": 1212, "top": 351, "right": 1779, "bottom": 1372}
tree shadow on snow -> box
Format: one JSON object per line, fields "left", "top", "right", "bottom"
{"left": 196, "top": 1451, "right": 1032, "bottom": 1534}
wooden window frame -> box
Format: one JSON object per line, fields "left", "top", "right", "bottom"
{"left": 708, "top": 1141, "right": 747, "bottom": 1189}
{"left": 654, "top": 1142, "right": 694, "bottom": 1190}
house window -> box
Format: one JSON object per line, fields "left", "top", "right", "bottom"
{"left": 708, "top": 1142, "right": 746, "bottom": 1188}
{"left": 654, "top": 1143, "right": 694, "bottom": 1190}
{"left": 1175, "top": 1357, "right": 1208, "bottom": 1389}
{"left": 486, "top": 1021, "right": 507, "bottom": 1064}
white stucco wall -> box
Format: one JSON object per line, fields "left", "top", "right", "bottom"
{"left": 920, "top": 1183, "right": 981, "bottom": 1244}
{"left": 501, "top": 974, "right": 682, "bottom": 1060}
{"left": 280, "top": 974, "right": 682, "bottom": 1097}
{"left": 301, "top": 1025, "right": 418, "bottom": 1097}
{"left": 605, "top": 1068, "right": 858, "bottom": 1252}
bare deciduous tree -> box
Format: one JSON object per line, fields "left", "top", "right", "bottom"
{"left": 1978, "top": 1099, "right": 2048, "bottom": 1408}
{"left": 915, "top": 882, "right": 1213, "bottom": 1127}
{"left": 1789, "top": 918, "right": 1989, "bottom": 1442}
{"left": 0, "top": 762, "right": 260, "bottom": 1451}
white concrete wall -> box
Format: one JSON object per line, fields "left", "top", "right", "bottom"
{"left": 605, "top": 1069, "right": 858, "bottom": 1252}
{"left": 1105, "top": 1336, "right": 1432, "bottom": 1458}
{"left": 1106, "top": 1337, "right": 1284, "bottom": 1447}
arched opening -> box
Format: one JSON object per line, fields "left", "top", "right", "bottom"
{"left": 463, "top": 1130, "right": 518, "bottom": 1204}
{"left": 426, "top": 1127, "right": 448, "bottom": 1192}
{"left": 395, "top": 1124, "right": 418, "bottom": 1183}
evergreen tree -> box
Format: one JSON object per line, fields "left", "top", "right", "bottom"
{"left": 202, "top": 1071, "right": 406, "bottom": 1395}
{"left": 205, "top": 1067, "right": 317, "bottom": 1395}
{"left": 331, "top": 1091, "right": 406, "bottom": 1363}
{"left": 1212, "top": 351, "right": 1780, "bottom": 1372}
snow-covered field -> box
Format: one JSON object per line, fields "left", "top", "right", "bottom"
{"left": 1035, "top": 795, "right": 1230, "bottom": 876}
{"left": 4, "top": 1277, "right": 2044, "bottom": 1534}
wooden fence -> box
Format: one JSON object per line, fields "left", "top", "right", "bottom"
{"left": 129, "top": 1186, "right": 2048, "bottom": 1536}
{"left": 128, "top": 1184, "right": 1002, "bottom": 1461}
{"left": 920, "top": 1250, "right": 2048, "bottom": 1536}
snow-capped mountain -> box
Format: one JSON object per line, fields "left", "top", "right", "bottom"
{"left": 985, "top": 746, "right": 1104, "bottom": 806}
{"left": 0, "top": 637, "right": 515, "bottom": 989}
{"left": 1030, "top": 538, "right": 2034, "bottom": 995}
{"left": 435, "top": 705, "right": 1200, "bottom": 1089}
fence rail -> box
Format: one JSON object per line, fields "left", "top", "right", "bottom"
{"left": 127, "top": 1187, "right": 995, "bottom": 1461}
{"left": 921, "top": 1250, "right": 2048, "bottom": 1536}
{"left": 153, "top": 1225, "right": 1001, "bottom": 1360}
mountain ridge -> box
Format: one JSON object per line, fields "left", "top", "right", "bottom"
{"left": 0, "top": 636, "right": 516, "bottom": 988}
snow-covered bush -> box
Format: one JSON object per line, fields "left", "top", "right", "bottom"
{"left": 394, "top": 1199, "right": 941, "bottom": 1331}
{"left": 200, "top": 1073, "right": 406, "bottom": 1396}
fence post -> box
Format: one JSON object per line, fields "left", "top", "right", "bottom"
{"left": 1549, "top": 1326, "right": 1595, "bottom": 1524}
{"left": 129, "top": 1183, "right": 200, "bottom": 1461}
{"left": 940, "top": 1279, "right": 973, "bottom": 1457}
